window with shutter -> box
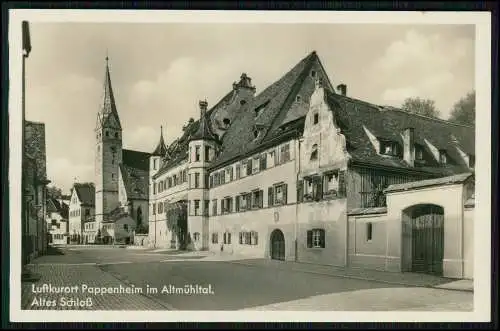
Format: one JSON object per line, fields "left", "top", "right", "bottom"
{"left": 283, "top": 184, "right": 288, "bottom": 204}
{"left": 319, "top": 229, "right": 326, "bottom": 248}
{"left": 246, "top": 159, "right": 252, "bottom": 175}
{"left": 306, "top": 230, "right": 313, "bottom": 248}
{"left": 239, "top": 232, "right": 243, "bottom": 244}
{"left": 228, "top": 232, "right": 232, "bottom": 244}
{"left": 260, "top": 154, "right": 267, "bottom": 170}
{"left": 268, "top": 187, "right": 274, "bottom": 207}
{"left": 230, "top": 167, "right": 234, "bottom": 181}
{"left": 338, "top": 170, "right": 346, "bottom": 197}
{"left": 235, "top": 195, "right": 240, "bottom": 212}
{"left": 235, "top": 164, "right": 240, "bottom": 179}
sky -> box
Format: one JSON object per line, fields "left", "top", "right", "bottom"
{"left": 23, "top": 23, "right": 475, "bottom": 193}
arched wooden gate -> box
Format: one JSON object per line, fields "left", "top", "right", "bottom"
{"left": 402, "top": 204, "right": 444, "bottom": 275}
{"left": 270, "top": 229, "right": 285, "bottom": 261}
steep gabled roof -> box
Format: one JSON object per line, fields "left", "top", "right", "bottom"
{"left": 47, "top": 198, "right": 69, "bottom": 219}
{"left": 324, "top": 89, "right": 474, "bottom": 176}
{"left": 73, "top": 183, "right": 95, "bottom": 206}
{"left": 97, "top": 58, "right": 122, "bottom": 130}
{"left": 122, "top": 149, "right": 150, "bottom": 171}
{"left": 209, "top": 51, "right": 327, "bottom": 169}
{"left": 119, "top": 163, "right": 149, "bottom": 200}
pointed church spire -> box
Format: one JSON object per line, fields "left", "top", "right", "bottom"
{"left": 152, "top": 125, "right": 168, "bottom": 156}
{"left": 98, "top": 55, "right": 122, "bottom": 129}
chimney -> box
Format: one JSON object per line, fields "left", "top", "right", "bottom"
{"left": 402, "top": 127, "right": 415, "bottom": 167}
{"left": 233, "top": 72, "right": 256, "bottom": 95}
{"left": 336, "top": 84, "right": 347, "bottom": 96}
{"left": 199, "top": 99, "right": 208, "bottom": 115}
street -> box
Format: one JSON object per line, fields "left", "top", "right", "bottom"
{"left": 21, "top": 246, "right": 473, "bottom": 311}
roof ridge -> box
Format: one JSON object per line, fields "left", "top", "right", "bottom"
{"left": 331, "top": 92, "right": 475, "bottom": 129}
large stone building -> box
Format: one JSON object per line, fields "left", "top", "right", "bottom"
{"left": 148, "top": 51, "right": 475, "bottom": 279}
{"left": 93, "top": 57, "right": 150, "bottom": 243}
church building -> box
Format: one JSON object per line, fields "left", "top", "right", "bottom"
{"left": 92, "top": 57, "right": 151, "bottom": 244}
{"left": 148, "top": 51, "right": 475, "bottom": 280}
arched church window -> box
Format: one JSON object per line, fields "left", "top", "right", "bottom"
{"left": 310, "top": 144, "right": 319, "bottom": 161}
{"left": 115, "top": 132, "right": 119, "bottom": 138}
{"left": 105, "top": 131, "right": 109, "bottom": 137}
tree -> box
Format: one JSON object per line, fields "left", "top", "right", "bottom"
{"left": 46, "top": 186, "right": 62, "bottom": 199}
{"left": 449, "top": 90, "right": 475, "bottom": 126}
{"left": 401, "top": 97, "right": 440, "bottom": 118}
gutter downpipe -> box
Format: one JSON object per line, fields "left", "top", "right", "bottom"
{"left": 294, "top": 129, "right": 301, "bottom": 262}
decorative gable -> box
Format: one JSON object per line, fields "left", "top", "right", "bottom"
{"left": 300, "top": 81, "right": 349, "bottom": 178}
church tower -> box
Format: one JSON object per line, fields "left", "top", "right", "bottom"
{"left": 187, "top": 100, "right": 220, "bottom": 250}
{"left": 95, "top": 57, "right": 123, "bottom": 229}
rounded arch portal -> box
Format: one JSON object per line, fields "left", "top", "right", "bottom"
{"left": 402, "top": 204, "right": 444, "bottom": 276}
{"left": 270, "top": 229, "right": 285, "bottom": 261}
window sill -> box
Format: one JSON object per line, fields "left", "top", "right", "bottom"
{"left": 307, "top": 247, "right": 325, "bottom": 250}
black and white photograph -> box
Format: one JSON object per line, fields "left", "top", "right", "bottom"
{"left": 8, "top": 9, "right": 491, "bottom": 323}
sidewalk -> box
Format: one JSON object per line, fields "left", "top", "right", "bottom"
{"left": 21, "top": 263, "right": 170, "bottom": 310}
{"left": 195, "top": 251, "right": 473, "bottom": 292}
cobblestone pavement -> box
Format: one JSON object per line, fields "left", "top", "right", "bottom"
{"left": 242, "top": 287, "right": 473, "bottom": 311}
{"left": 22, "top": 264, "right": 169, "bottom": 310}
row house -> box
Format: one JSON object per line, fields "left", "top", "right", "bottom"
{"left": 68, "top": 182, "right": 95, "bottom": 244}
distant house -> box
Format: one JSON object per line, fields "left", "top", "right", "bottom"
{"left": 68, "top": 182, "right": 95, "bottom": 244}
{"left": 46, "top": 198, "right": 69, "bottom": 245}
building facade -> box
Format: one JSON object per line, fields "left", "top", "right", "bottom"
{"left": 46, "top": 198, "right": 69, "bottom": 245}
{"left": 23, "top": 121, "right": 50, "bottom": 261}
{"left": 146, "top": 51, "right": 475, "bottom": 279}
{"left": 68, "top": 182, "right": 95, "bottom": 244}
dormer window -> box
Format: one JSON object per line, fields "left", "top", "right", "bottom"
{"left": 240, "top": 100, "right": 247, "bottom": 106}
{"left": 296, "top": 95, "right": 302, "bottom": 102}
{"left": 380, "top": 141, "right": 400, "bottom": 157}
{"left": 469, "top": 154, "right": 475, "bottom": 168}
{"left": 253, "top": 130, "right": 259, "bottom": 139}
{"left": 311, "top": 70, "right": 316, "bottom": 78}
{"left": 114, "top": 132, "right": 119, "bottom": 138}
{"left": 439, "top": 150, "right": 448, "bottom": 164}
{"left": 310, "top": 144, "right": 319, "bottom": 161}
{"left": 223, "top": 118, "right": 230, "bottom": 128}
{"left": 105, "top": 131, "right": 109, "bottom": 137}
{"left": 313, "top": 113, "right": 319, "bottom": 125}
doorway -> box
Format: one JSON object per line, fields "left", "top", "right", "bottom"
{"left": 270, "top": 229, "right": 285, "bottom": 261}
{"left": 402, "top": 204, "right": 444, "bottom": 275}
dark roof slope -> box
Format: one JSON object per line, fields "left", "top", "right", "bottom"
{"left": 153, "top": 91, "right": 234, "bottom": 178}
{"left": 122, "top": 149, "right": 150, "bottom": 171}
{"left": 46, "top": 198, "right": 69, "bottom": 218}
{"left": 209, "top": 51, "right": 327, "bottom": 169}
{"left": 119, "top": 163, "right": 149, "bottom": 200}
{"left": 73, "top": 183, "right": 95, "bottom": 206}
{"left": 385, "top": 172, "right": 473, "bottom": 193}
{"left": 325, "top": 90, "right": 474, "bottom": 176}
